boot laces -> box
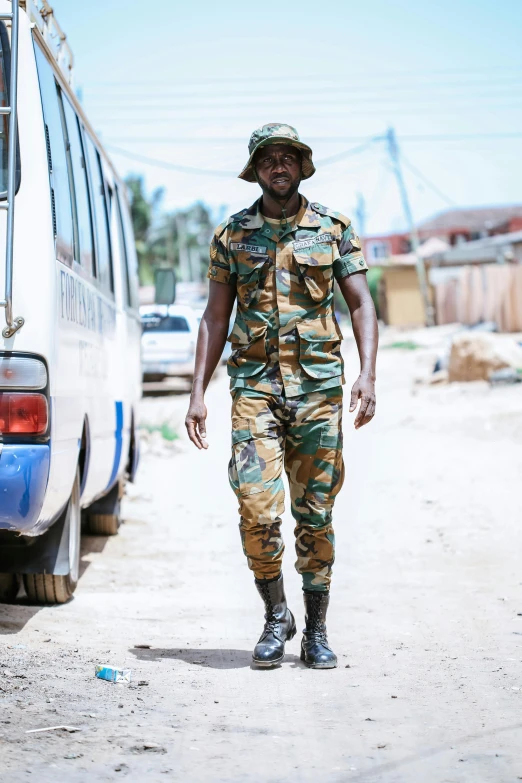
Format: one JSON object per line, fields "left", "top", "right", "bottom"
{"left": 307, "top": 597, "right": 328, "bottom": 644}
{"left": 259, "top": 583, "right": 280, "bottom": 636}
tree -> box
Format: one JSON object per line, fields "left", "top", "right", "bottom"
{"left": 124, "top": 175, "right": 164, "bottom": 284}
{"left": 125, "top": 174, "right": 218, "bottom": 286}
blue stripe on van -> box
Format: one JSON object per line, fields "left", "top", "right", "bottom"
{"left": 107, "top": 401, "right": 124, "bottom": 490}
{"left": 0, "top": 445, "right": 51, "bottom": 532}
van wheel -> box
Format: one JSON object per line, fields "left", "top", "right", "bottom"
{"left": 86, "top": 478, "right": 124, "bottom": 536}
{"left": 0, "top": 573, "right": 20, "bottom": 603}
{"left": 87, "top": 513, "right": 119, "bottom": 536}
{"left": 23, "top": 468, "right": 81, "bottom": 605}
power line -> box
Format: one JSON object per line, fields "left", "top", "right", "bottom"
{"left": 83, "top": 81, "right": 522, "bottom": 102}
{"left": 104, "top": 129, "right": 522, "bottom": 180}
{"left": 399, "top": 132, "right": 522, "bottom": 142}
{"left": 83, "top": 66, "right": 522, "bottom": 89}
{"left": 101, "top": 132, "right": 522, "bottom": 145}
{"left": 105, "top": 139, "right": 377, "bottom": 177}
{"left": 400, "top": 155, "right": 456, "bottom": 208}
{"left": 84, "top": 97, "right": 522, "bottom": 117}
{"left": 85, "top": 104, "right": 522, "bottom": 124}
{"left": 316, "top": 139, "right": 381, "bottom": 165}
{"left": 104, "top": 144, "right": 237, "bottom": 176}
{"left": 83, "top": 90, "right": 522, "bottom": 111}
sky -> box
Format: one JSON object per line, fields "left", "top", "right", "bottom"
{"left": 48, "top": 0, "right": 522, "bottom": 236}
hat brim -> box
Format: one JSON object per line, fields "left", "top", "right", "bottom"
{"left": 238, "top": 137, "right": 315, "bottom": 182}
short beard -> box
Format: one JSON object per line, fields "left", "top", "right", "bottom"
{"left": 256, "top": 172, "right": 301, "bottom": 205}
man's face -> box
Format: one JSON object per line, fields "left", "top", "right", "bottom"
{"left": 254, "top": 144, "right": 302, "bottom": 201}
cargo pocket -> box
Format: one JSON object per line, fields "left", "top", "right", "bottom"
{"left": 314, "top": 423, "right": 345, "bottom": 499}
{"left": 229, "top": 418, "right": 264, "bottom": 497}
{"left": 294, "top": 247, "right": 335, "bottom": 302}
{"left": 227, "top": 321, "right": 268, "bottom": 378}
{"left": 297, "top": 319, "right": 344, "bottom": 380}
{"left": 235, "top": 254, "right": 268, "bottom": 308}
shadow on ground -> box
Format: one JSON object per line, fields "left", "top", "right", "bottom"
{"left": 78, "top": 533, "right": 110, "bottom": 579}
{"left": 129, "top": 646, "right": 305, "bottom": 670}
{"left": 0, "top": 601, "right": 41, "bottom": 635}
{"left": 0, "top": 532, "right": 110, "bottom": 633}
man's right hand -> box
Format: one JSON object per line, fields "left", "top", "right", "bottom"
{"left": 185, "top": 395, "right": 209, "bottom": 450}
{"left": 184, "top": 281, "right": 236, "bottom": 450}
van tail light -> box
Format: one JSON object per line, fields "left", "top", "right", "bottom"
{"left": 0, "top": 357, "right": 47, "bottom": 389}
{"left": 0, "top": 393, "right": 48, "bottom": 435}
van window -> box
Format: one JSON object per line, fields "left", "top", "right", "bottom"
{"left": 116, "top": 185, "right": 140, "bottom": 310}
{"left": 84, "top": 135, "right": 113, "bottom": 293}
{"left": 142, "top": 315, "right": 190, "bottom": 333}
{"left": 0, "top": 23, "right": 20, "bottom": 198}
{"left": 34, "top": 43, "right": 74, "bottom": 265}
{"left": 113, "top": 185, "right": 130, "bottom": 307}
{"left": 60, "top": 94, "right": 95, "bottom": 276}
{"left": 0, "top": 24, "right": 8, "bottom": 192}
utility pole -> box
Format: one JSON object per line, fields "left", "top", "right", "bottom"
{"left": 354, "top": 192, "right": 366, "bottom": 238}
{"left": 175, "top": 213, "right": 190, "bottom": 282}
{"left": 385, "top": 127, "right": 435, "bottom": 326}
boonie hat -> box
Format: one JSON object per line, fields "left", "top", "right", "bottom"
{"left": 238, "top": 123, "right": 315, "bottom": 183}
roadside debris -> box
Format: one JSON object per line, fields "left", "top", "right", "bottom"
{"left": 26, "top": 725, "right": 81, "bottom": 734}
{"left": 95, "top": 666, "right": 132, "bottom": 683}
{"left": 489, "top": 367, "right": 522, "bottom": 385}
{"left": 429, "top": 369, "right": 449, "bottom": 385}
{"left": 448, "top": 332, "right": 522, "bottom": 382}
{"left": 131, "top": 741, "right": 166, "bottom": 754}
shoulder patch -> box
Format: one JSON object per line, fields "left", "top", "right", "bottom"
{"left": 229, "top": 208, "right": 248, "bottom": 222}
{"left": 216, "top": 209, "right": 248, "bottom": 240}
{"left": 310, "top": 202, "right": 351, "bottom": 229}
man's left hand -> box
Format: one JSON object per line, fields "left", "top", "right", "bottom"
{"left": 349, "top": 374, "right": 376, "bottom": 429}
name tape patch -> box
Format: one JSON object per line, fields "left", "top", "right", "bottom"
{"left": 293, "top": 233, "right": 335, "bottom": 251}
{"left": 230, "top": 242, "right": 267, "bottom": 254}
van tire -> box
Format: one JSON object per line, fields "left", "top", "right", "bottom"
{"left": 23, "top": 468, "right": 81, "bottom": 605}
{"left": 87, "top": 513, "right": 119, "bottom": 536}
{"left": 0, "top": 573, "right": 20, "bottom": 603}
{"left": 86, "top": 478, "right": 124, "bottom": 536}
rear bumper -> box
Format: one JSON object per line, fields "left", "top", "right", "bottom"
{"left": 142, "top": 359, "right": 194, "bottom": 377}
{"left": 0, "top": 445, "right": 50, "bottom": 533}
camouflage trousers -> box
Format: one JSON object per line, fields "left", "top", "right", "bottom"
{"left": 228, "top": 387, "right": 345, "bottom": 592}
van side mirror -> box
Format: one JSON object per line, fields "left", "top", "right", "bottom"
{"left": 154, "top": 268, "right": 176, "bottom": 305}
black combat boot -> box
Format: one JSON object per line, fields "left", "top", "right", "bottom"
{"left": 252, "top": 574, "right": 296, "bottom": 667}
{"left": 301, "top": 591, "right": 337, "bottom": 669}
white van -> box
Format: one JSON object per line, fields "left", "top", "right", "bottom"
{"left": 141, "top": 304, "right": 199, "bottom": 382}
{"left": 0, "top": 1, "right": 141, "bottom": 604}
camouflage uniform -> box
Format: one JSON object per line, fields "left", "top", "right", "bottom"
{"left": 208, "top": 142, "right": 368, "bottom": 592}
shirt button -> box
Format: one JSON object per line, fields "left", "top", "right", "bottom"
{"left": 359, "top": 259, "right": 365, "bottom": 267}
{"left": 211, "top": 268, "right": 217, "bottom": 275}
{"left": 264, "top": 229, "right": 270, "bottom": 234}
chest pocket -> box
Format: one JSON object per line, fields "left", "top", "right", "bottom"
{"left": 234, "top": 252, "right": 270, "bottom": 308}
{"left": 293, "top": 240, "right": 338, "bottom": 302}
{"left": 227, "top": 321, "right": 268, "bottom": 378}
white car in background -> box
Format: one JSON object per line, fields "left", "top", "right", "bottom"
{"left": 140, "top": 305, "right": 199, "bottom": 381}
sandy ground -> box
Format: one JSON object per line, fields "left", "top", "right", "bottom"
{"left": 1, "top": 329, "right": 522, "bottom": 783}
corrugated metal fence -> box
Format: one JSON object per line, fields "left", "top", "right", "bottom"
{"left": 434, "top": 264, "right": 522, "bottom": 332}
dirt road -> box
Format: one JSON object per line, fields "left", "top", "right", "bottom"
{"left": 1, "top": 330, "right": 522, "bottom": 782}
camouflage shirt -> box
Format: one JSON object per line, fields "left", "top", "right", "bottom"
{"left": 207, "top": 195, "right": 368, "bottom": 398}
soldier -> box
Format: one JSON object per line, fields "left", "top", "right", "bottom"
{"left": 186, "top": 123, "right": 378, "bottom": 669}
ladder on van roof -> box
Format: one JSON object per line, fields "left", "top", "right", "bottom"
{"left": 21, "top": 0, "right": 73, "bottom": 85}
{"left": 0, "top": 1, "right": 73, "bottom": 338}
{"left": 0, "top": 0, "right": 23, "bottom": 338}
